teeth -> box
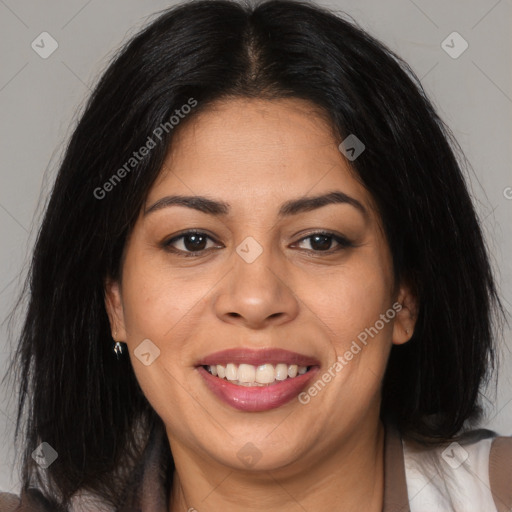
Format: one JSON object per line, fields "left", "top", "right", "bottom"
{"left": 226, "top": 363, "right": 237, "bottom": 381}
{"left": 206, "top": 363, "right": 310, "bottom": 385}
{"left": 238, "top": 363, "right": 256, "bottom": 383}
{"left": 255, "top": 364, "right": 275, "bottom": 384}
{"left": 275, "top": 363, "right": 288, "bottom": 381}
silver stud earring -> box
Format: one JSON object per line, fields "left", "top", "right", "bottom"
{"left": 113, "top": 330, "right": 124, "bottom": 359}
{"left": 113, "top": 341, "right": 124, "bottom": 359}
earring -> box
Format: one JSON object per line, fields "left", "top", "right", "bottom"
{"left": 113, "top": 342, "right": 124, "bottom": 359}
{"left": 113, "top": 330, "right": 124, "bottom": 359}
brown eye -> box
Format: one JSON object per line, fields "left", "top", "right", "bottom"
{"left": 294, "top": 232, "right": 354, "bottom": 252}
{"left": 163, "top": 231, "right": 221, "bottom": 256}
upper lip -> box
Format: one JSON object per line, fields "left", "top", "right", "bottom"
{"left": 196, "top": 348, "right": 321, "bottom": 367}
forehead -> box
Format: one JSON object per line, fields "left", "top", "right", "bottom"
{"left": 146, "top": 97, "right": 372, "bottom": 216}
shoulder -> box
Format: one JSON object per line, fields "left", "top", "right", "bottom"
{"left": 0, "top": 487, "right": 116, "bottom": 512}
{"left": 402, "top": 429, "right": 512, "bottom": 512}
{"left": 0, "top": 492, "right": 20, "bottom": 511}
{"left": 0, "top": 487, "right": 60, "bottom": 512}
{"left": 489, "top": 434, "right": 512, "bottom": 512}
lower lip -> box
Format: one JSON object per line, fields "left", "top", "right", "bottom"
{"left": 197, "top": 366, "right": 320, "bottom": 412}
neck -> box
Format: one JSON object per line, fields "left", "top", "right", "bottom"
{"left": 168, "top": 418, "right": 385, "bottom": 512}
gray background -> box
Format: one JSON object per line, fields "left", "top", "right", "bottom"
{"left": 1, "top": 0, "right": 511, "bottom": 494}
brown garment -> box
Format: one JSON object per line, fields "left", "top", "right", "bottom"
{"left": 1, "top": 423, "right": 510, "bottom": 511}
{"left": 489, "top": 436, "right": 512, "bottom": 512}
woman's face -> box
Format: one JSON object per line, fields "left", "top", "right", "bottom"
{"left": 106, "top": 97, "right": 415, "bottom": 473}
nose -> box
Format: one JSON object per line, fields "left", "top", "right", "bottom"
{"left": 212, "top": 242, "right": 300, "bottom": 330}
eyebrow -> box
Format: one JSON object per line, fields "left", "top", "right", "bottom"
{"left": 144, "top": 190, "right": 367, "bottom": 218}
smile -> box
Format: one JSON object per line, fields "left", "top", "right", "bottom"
{"left": 196, "top": 348, "right": 320, "bottom": 411}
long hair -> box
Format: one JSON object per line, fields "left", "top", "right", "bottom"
{"left": 4, "top": 0, "right": 503, "bottom": 508}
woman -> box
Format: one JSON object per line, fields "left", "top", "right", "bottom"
{"left": 1, "top": 0, "right": 510, "bottom": 511}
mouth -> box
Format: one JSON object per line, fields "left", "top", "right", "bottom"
{"left": 196, "top": 348, "right": 320, "bottom": 412}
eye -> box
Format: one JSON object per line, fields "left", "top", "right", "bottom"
{"left": 292, "top": 231, "right": 354, "bottom": 252}
{"left": 162, "top": 230, "right": 222, "bottom": 256}
{"left": 162, "top": 230, "right": 354, "bottom": 257}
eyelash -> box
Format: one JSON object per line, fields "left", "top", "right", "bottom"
{"left": 162, "top": 230, "right": 355, "bottom": 257}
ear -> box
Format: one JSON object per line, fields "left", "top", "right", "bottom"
{"left": 392, "top": 281, "right": 418, "bottom": 345}
{"left": 104, "top": 277, "right": 127, "bottom": 341}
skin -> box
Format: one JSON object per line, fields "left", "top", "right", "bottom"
{"left": 105, "top": 97, "right": 417, "bottom": 512}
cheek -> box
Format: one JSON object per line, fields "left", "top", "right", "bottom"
{"left": 304, "top": 254, "right": 393, "bottom": 346}
{"left": 120, "top": 250, "right": 209, "bottom": 345}
{"left": 119, "top": 256, "right": 209, "bottom": 423}
{"left": 299, "top": 248, "right": 395, "bottom": 410}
